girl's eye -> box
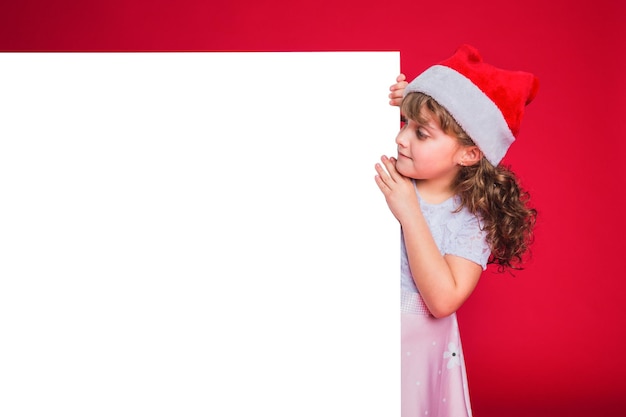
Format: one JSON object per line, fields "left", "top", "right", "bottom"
{"left": 416, "top": 128, "right": 428, "bottom": 139}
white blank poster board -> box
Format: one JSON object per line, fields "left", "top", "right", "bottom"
{"left": 0, "top": 52, "right": 400, "bottom": 416}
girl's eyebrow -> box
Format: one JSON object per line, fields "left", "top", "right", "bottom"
{"left": 413, "top": 112, "right": 437, "bottom": 130}
{"left": 403, "top": 115, "right": 438, "bottom": 132}
{"left": 418, "top": 120, "right": 437, "bottom": 131}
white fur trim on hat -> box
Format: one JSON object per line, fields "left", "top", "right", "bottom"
{"left": 404, "top": 65, "right": 515, "bottom": 166}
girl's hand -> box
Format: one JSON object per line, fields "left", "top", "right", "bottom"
{"left": 374, "top": 155, "right": 420, "bottom": 223}
{"left": 388, "top": 74, "right": 408, "bottom": 107}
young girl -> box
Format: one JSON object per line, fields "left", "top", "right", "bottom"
{"left": 375, "top": 45, "right": 539, "bottom": 416}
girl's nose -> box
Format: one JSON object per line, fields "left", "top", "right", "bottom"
{"left": 395, "top": 128, "right": 408, "bottom": 147}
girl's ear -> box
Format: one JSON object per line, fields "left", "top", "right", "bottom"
{"left": 460, "top": 146, "right": 483, "bottom": 166}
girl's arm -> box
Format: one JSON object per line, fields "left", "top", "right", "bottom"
{"left": 375, "top": 156, "right": 482, "bottom": 318}
{"left": 400, "top": 209, "right": 483, "bottom": 318}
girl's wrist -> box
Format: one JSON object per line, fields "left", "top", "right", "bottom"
{"left": 398, "top": 207, "right": 424, "bottom": 230}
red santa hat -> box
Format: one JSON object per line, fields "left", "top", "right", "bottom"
{"left": 404, "top": 44, "right": 539, "bottom": 165}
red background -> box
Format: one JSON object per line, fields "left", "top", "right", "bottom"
{"left": 2, "top": 0, "right": 625, "bottom": 415}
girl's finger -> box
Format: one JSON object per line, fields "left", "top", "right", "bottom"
{"left": 374, "top": 163, "right": 393, "bottom": 193}
{"left": 392, "top": 81, "right": 408, "bottom": 89}
{"left": 374, "top": 174, "right": 390, "bottom": 194}
{"left": 374, "top": 162, "right": 389, "bottom": 181}
{"left": 376, "top": 161, "right": 397, "bottom": 188}
{"left": 389, "top": 91, "right": 403, "bottom": 100}
{"left": 381, "top": 155, "right": 398, "bottom": 179}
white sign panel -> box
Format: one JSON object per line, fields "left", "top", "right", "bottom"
{"left": 0, "top": 52, "right": 400, "bottom": 416}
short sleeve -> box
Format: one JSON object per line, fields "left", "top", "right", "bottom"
{"left": 441, "top": 210, "right": 491, "bottom": 270}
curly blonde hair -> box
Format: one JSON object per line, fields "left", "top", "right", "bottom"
{"left": 402, "top": 92, "right": 537, "bottom": 271}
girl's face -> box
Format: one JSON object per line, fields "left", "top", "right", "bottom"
{"left": 395, "top": 112, "right": 465, "bottom": 184}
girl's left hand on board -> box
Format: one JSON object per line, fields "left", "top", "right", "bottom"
{"left": 389, "top": 74, "right": 408, "bottom": 107}
{"left": 374, "top": 155, "right": 420, "bottom": 223}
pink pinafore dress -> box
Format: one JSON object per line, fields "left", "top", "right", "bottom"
{"left": 400, "top": 187, "right": 490, "bottom": 417}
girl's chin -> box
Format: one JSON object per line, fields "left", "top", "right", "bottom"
{"left": 395, "top": 162, "right": 420, "bottom": 180}
{"left": 395, "top": 160, "right": 410, "bottom": 176}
